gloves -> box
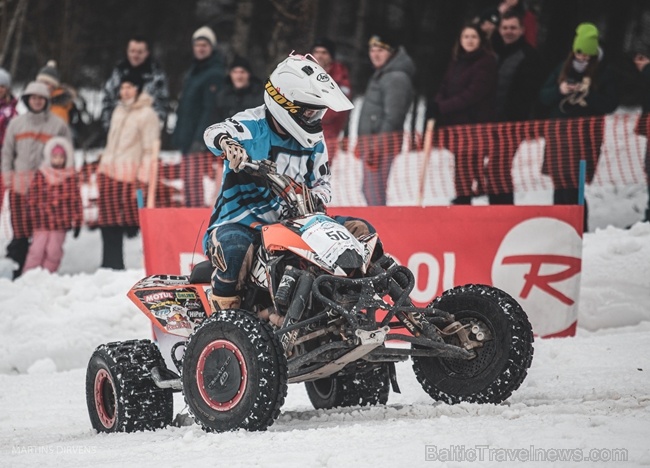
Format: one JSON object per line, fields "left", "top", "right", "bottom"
{"left": 219, "top": 136, "right": 248, "bottom": 173}
{"left": 309, "top": 190, "right": 326, "bottom": 213}
{"left": 73, "top": 226, "right": 81, "bottom": 238}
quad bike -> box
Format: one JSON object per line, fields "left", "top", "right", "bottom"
{"left": 86, "top": 159, "right": 534, "bottom": 433}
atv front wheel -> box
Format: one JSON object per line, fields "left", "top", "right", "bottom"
{"left": 85, "top": 340, "right": 173, "bottom": 433}
{"left": 305, "top": 364, "right": 390, "bottom": 409}
{"left": 412, "top": 284, "right": 534, "bottom": 404}
{"left": 182, "top": 309, "right": 288, "bottom": 432}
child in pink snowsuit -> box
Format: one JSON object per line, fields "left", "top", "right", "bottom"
{"left": 23, "top": 137, "right": 82, "bottom": 273}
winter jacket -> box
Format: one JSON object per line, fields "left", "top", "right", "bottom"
{"left": 98, "top": 92, "right": 160, "bottom": 183}
{"left": 433, "top": 48, "right": 498, "bottom": 126}
{"left": 0, "top": 94, "right": 18, "bottom": 147}
{"left": 321, "top": 61, "right": 352, "bottom": 141}
{"left": 1, "top": 109, "right": 72, "bottom": 195}
{"left": 494, "top": 37, "right": 542, "bottom": 121}
{"left": 358, "top": 47, "right": 416, "bottom": 136}
{"left": 172, "top": 52, "right": 225, "bottom": 154}
{"left": 213, "top": 75, "right": 264, "bottom": 124}
{"left": 100, "top": 57, "right": 169, "bottom": 132}
{"left": 539, "top": 55, "right": 619, "bottom": 119}
{"left": 49, "top": 85, "right": 76, "bottom": 125}
{"left": 636, "top": 64, "right": 650, "bottom": 137}
{"left": 27, "top": 137, "right": 82, "bottom": 231}
{"left": 203, "top": 105, "right": 330, "bottom": 244}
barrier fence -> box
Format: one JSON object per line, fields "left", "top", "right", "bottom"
{"left": 1, "top": 112, "right": 648, "bottom": 238}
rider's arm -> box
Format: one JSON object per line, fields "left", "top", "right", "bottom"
{"left": 306, "top": 141, "right": 332, "bottom": 205}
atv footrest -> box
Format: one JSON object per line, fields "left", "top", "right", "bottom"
{"left": 151, "top": 366, "right": 182, "bottom": 391}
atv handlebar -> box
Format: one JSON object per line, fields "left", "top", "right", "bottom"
{"left": 242, "top": 160, "right": 320, "bottom": 217}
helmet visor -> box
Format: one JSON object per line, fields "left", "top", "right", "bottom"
{"left": 295, "top": 102, "right": 327, "bottom": 131}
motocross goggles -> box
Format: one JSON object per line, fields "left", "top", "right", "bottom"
{"left": 265, "top": 79, "right": 326, "bottom": 133}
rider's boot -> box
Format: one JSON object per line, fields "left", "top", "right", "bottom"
{"left": 209, "top": 293, "right": 241, "bottom": 312}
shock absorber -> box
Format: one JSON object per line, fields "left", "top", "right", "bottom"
{"left": 275, "top": 266, "right": 300, "bottom": 308}
{"left": 279, "top": 271, "right": 314, "bottom": 354}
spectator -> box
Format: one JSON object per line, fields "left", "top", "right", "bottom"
{"left": 426, "top": 24, "right": 497, "bottom": 204}
{"left": 357, "top": 34, "right": 415, "bottom": 206}
{"left": 214, "top": 56, "right": 263, "bottom": 124}
{"left": 23, "top": 137, "right": 82, "bottom": 273}
{"left": 1, "top": 82, "right": 72, "bottom": 278}
{"left": 311, "top": 37, "right": 352, "bottom": 165}
{"left": 487, "top": 11, "right": 542, "bottom": 204}
{"left": 0, "top": 68, "right": 18, "bottom": 197}
{"left": 633, "top": 42, "right": 650, "bottom": 222}
{"left": 35, "top": 60, "right": 76, "bottom": 126}
{"left": 475, "top": 7, "right": 501, "bottom": 43}
{"left": 97, "top": 73, "right": 160, "bottom": 270}
{"left": 497, "top": 0, "right": 538, "bottom": 48}
{"left": 172, "top": 26, "right": 225, "bottom": 207}
{"left": 539, "top": 23, "right": 618, "bottom": 231}
{"left": 100, "top": 35, "right": 169, "bottom": 134}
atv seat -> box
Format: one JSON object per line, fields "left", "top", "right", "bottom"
{"left": 189, "top": 260, "right": 212, "bottom": 284}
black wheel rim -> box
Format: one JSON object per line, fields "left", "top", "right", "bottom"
{"left": 196, "top": 339, "right": 248, "bottom": 411}
{"left": 311, "top": 377, "right": 335, "bottom": 399}
{"left": 440, "top": 314, "right": 497, "bottom": 378}
{"left": 94, "top": 368, "right": 116, "bottom": 428}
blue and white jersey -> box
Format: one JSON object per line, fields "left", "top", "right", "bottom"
{"left": 202, "top": 105, "right": 331, "bottom": 250}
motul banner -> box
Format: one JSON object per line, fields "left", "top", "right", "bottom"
{"left": 139, "top": 206, "right": 583, "bottom": 337}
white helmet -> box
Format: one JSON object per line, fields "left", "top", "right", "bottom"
{"left": 264, "top": 53, "right": 353, "bottom": 148}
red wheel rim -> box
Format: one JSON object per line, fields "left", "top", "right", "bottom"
{"left": 196, "top": 339, "right": 248, "bottom": 411}
{"left": 94, "top": 368, "right": 116, "bottom": 428}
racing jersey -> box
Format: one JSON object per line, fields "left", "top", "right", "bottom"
{"left": 202, "top": 104, "right": 331, "bottom": 251}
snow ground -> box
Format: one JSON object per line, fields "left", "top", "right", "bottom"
{"left": 0, "top": 220, "right": 649, "bottom": 467}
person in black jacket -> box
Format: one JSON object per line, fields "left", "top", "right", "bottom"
{"left": 214, "top": 56, "right": 264, "bottom": 124}
{"left": 539, "top": 23, "right": 618, "bottom": 231}
{"left": 633, "top": 42, "right": 650, "bottom": 222}
{"left": 172, "top": 26, "right": 225, "bottom": 207}
{"left": 427, "top": 24, "right": 497, "bottom": 204}
{"left": 486, "top": 11, "right": 542, "bottom": 204}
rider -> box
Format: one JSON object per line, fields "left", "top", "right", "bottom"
{"left": 203, "top": 53, "right": 376, "bottom": 311}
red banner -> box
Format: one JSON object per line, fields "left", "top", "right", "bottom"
{"left": 139, "top": 206, "right": 583, "bottom": 337}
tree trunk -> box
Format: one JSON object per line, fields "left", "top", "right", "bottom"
{"left": 9, "top": 0, "right": 27, "bottom": 76}
{"left": 231, "top": 0, "right": 254, "bottom": 58}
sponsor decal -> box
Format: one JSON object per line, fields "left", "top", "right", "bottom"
{"left": 175, "top": 291, "right": 197, "bottom": 300}
{"left": 143, "top": 291, "right": 175, "bottom": 303}
{"left": 316, "top": 73, "right": 330, "bottom": 82}
{"left": 492, "top": 217, "right": 582, "bottom": 336}
{"left": 151, "top": 300, "right": 178, "bottom": 310}
{"left": 265, "top": 80, "right": 300, "bottom": 114}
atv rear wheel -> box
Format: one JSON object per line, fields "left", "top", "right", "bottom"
{"left": 412, "top": 284, "right": 534, "bottom": 405}
{"left": 182, "top": 309, "right": 288, "bottom": 432}
{"left": 85, "top": 340, "right": 173, "bottom": 433}
{"left": 305, "top": 364, "right": 390, "bottom": 409}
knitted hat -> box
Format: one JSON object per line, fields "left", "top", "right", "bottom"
{"left": 0, "top": 68, "right": 11, "bottom": 88}
{"left": 368, "top": 33, "right": 399, "bottom": 52}
{"left": 192, "top": 26, "right": 216, "bottom": 48}
{"left": 120, "top": 71, "right": 144, "bottom": 94}
{"left": 229, "top": 55, "right": 252, "bottom": 73}
{"left": 633, "top": 40, "right": 650, "bottom": 58}
{"left": 573, "top": 23, "right": 599, "bottom": 56}
{"left": 36, "top": 60, "right": 60, "bottom": 87}
{"left": 312, "top": 37, "right": 337, "bottom": 59}
{"left": 479, "top": 7, "right": 500, "bottom": 26}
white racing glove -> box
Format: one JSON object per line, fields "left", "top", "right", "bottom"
{"left": 219, "top": 136, "right": 248, "bottom": 172}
